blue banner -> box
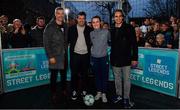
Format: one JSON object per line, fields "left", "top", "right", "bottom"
{"left": 1, "top": 47, "right": 179, "bottom": 97}
{"left": 130, "top": 48, "right": 179, "bottom": 97}
{"left": 2, "top": 48, "right": 50, "bottom": 92}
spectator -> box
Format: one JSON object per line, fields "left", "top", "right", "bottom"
{"left": 102, "top": 22, "right": 110, "bottom": 29}
{"left": 154, "top": 33, "right": 167, "bottom": 48}
{"left": 145, "top": 22, "right": 161, "bottom": 47}
{"left": 135, "top": 27, "right": 145, "bottom": 47}
{"left": 87, "top": 22, "right": 92, "bottom": 28}
{"left": 68, "top": 19, "right": 76, "bottom": 27}
{"left": 130, "top": 20, "right": 138, "bottom": 28}
{"left": 160, "top": 22, "right": 173, "bottom": 49}
{"left": 140, "top": 18, "right": 151, "bottom": 37}
{"left": 9, "top": 19, "right": 29, "bottom": 48}
{"left": 149, "top": 18, "right": 156, "bottom": 26}
{"left": 7, "top": 23, "right": 14, "bottom": 33}
{"left": 172, "top": 23, "right": 179, "bottom": 49}
{"left": 169, "top": 15, "right": 177, "bottom": 26}
{"left": 0, "top": 15, "right": 10, "bottom": 49}
{"left": 0, "top": 15, "right": 8, "bottom": 33}
{"left": 30, "top": 16, "right": 45, "bottom": 47}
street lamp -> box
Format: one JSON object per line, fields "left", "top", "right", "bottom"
{"left": 64, "top": 8, "right": 70, "bottom": 23}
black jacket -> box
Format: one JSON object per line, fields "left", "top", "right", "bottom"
{"left": 110, "top": 22, "right": 138, "bottom": 67}
{"left": 43, "top": 19, "right": 68, "bottom": 59}
{"left": 9, "top": 32, "right": 29, "bottom": 48}
{"left": 1, "top": 32, "right": 10, "bottom": 49}
{"left": 43, "top": 19, "right": 68, "bottom": 69}
{"left": 68, "top": 25, "right": 92, "bottom": 57}
{"left": 30, "top": 26, "right": 44, "bottom": 47}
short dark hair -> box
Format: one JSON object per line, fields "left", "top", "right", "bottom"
{"left": 77, "top": 11, "right": 86, "bottom": 18}
{"left": 103, "top": 22, "right": 109, "bottom": 25}
{"left": 36, "top": 16, "right": 45, "bottom": 22}
{"left": 91, "top": 15, "right": 101, "bottom": 22}
{"left": 113, "top": 9, "right": 124, "bottom": 17}
{"left": 55, "top": 7, "right": 64, "bottom": 13}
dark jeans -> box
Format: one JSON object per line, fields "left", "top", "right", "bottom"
{"left": 50, "top": 69, "right": 67, "bottom": 93}
{"left": 91, "top": 56, "right": 109, "bottom": 93}
{"left": 70, "top": 52, "right": 89, "bottom": 93}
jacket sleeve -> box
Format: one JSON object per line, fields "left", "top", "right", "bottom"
{"left": 43, "top": 25, "right": 55, "bottom": 58}
{"left": 130, "top": 26, "right": 138, "bottom": 61}
{"left": 107, "top": 30, "right": 111, "bottom": 46}
{"left": 67, "top": 26, "right": 72, "bottom": 44}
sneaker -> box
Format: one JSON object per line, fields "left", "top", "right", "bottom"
{"left": 102, "top": 93, "right": 108, "bottom": 103}
{"left": 81, "top": 91, "right": 87, "bottom": 97}
{"left": 51, "top": 92, "right": 58, "bottom": 103}
{"left": 123, "top": 99, "right": 134, "bottom": 108}
{"left": 112, "top": 95, "right": 122, "bottom": 104}
{"left": 95, "top": 92, "right": 102, "bottom": 101}
{"left": 71, "top": 91, "right": 78, "bottom": 100}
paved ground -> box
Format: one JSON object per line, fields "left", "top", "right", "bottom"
{"left": 0, "top": 78, "right": 180, "bottom": 109}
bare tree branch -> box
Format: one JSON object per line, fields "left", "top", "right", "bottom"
{"left": 92, "top": 1, "right": 116, "bottom": 25}
{"left": 144, "top": 0, "right": 177, "bottom": 18}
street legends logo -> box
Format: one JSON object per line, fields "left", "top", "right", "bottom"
{"left": 130, "top": 49, "right": 178, "bottom": 97}
{"left": 143, "top": 55, "right": 175, "bottom": 90}
{"left": 148, "top": 58, "right": 170, "bottom": 76}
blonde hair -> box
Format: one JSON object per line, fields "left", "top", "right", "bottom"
{"left": 156, "top": 33, "right": 165, "bottom": 40}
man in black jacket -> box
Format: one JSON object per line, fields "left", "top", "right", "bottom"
{"left": 43, "top": 7, "right": 68, "bottom": 101}
{"left": 68, "top": 12, "right": 92, "bottom": 100}
{"left": 110, "top": 9, "right": 138, "bottom": 108}
{"left": 30, "top": 16, "right": 45, "bottom": 47}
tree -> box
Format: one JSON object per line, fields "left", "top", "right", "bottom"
{"left": 92, "top": 1, "right": 117, "bottom": 26}
{"left": 144, "top": 0, "right": 177, "bottom": 19}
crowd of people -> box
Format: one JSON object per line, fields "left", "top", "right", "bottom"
{"left": 131, "top": 17, "right": 180, "bottom": 49}
{"left": 0, "top": 14, "right": 179, "bottom": 49}
{"left": 0, "top": 7, "right": 179, "bottom": 109}
{"left": 0, "top": 15, "right": 45, "bottom": 49}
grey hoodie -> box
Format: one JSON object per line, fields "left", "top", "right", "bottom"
{"left": 90, "top": 28, "right": 110, "bottom": 58}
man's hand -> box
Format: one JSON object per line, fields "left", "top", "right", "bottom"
{"left": 131, "top": 61, "right": 138, "bottom": 68}
{"left": 49, "top": 57, "right": 56, "bottom": 64}
{"left": 14, "top": 28, "right": 19, "bottom": 34}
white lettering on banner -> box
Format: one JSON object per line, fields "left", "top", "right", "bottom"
{"left": 5, "top": 55, "right": 35, "bottom": 61}
{"left": 40, "top": 61, "right": 49, "bottom": 69}
{"left": 7, "top": 76, "right": 33, "bottom": 86}
{"left": 6, "top": 71, "right": 36, "bottom": 79}
{"left": 130, "top": 74, "right": 174, "bottom": 90}
{"left": 148, "top": 64, "right": 169, "bottom": 75}
{"left": 141, "top": 76, "right": 173, "bottom": 90}
{"left": 6, "top": 73, "right": 50, "bottom": 87}
{"left": 35, "top": 74, "right": 50, "bottom": 81}
{"left": 130, "top": 73, "right": 141, "bottom": 81}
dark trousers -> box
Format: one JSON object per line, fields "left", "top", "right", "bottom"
{"left": 70, "top": 52, "right": 89, "bottom": 92}
{"left": 91, "top": 56, "right": 109, "bottom": 93}
{"left": 50, "top": 69, "right": 67, "bottom": 93}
